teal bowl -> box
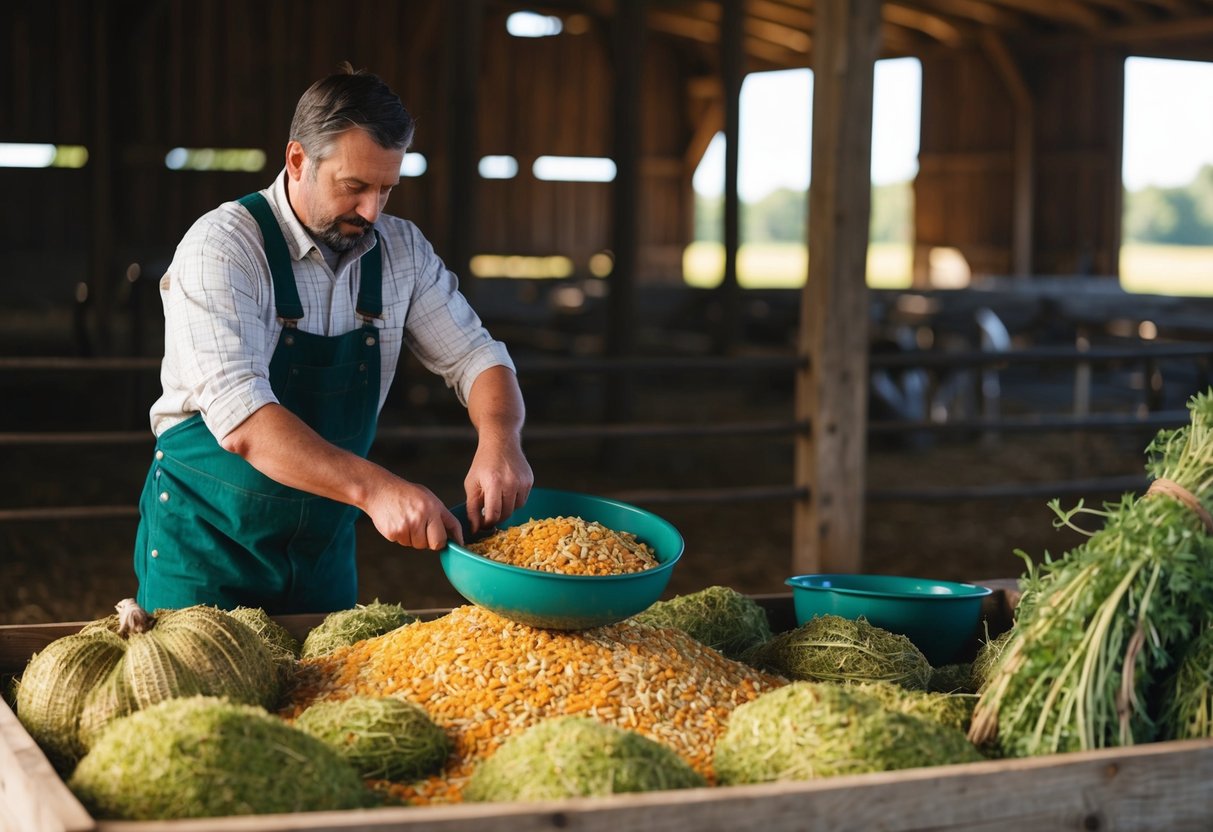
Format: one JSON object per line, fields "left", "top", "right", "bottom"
{"left": 440, "top": 488, "right": 684, "bottom": 630}
{"left": 785, "top": 574, "right": 992, "bottom": 666}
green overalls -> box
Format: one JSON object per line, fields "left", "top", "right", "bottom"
{"left": 134, "top": 192, "right": 383, "bottom": 614}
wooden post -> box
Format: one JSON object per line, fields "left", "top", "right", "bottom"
{"left": 792, "top": 0, "right": 882, "bottom": 576}
{"left": 446, "top": 0, "right": 483, "bottom": 296}
{"left": 88, "top": 1, "right": 115, "bottom": 355}
{"left": 605, "top": 0, "right": 644, "bottom": 426}
{"left": 717, "top": 0, "right": 744, "bottom": 354}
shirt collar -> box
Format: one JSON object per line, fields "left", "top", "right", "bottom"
{"left": 264, "top": 168, "right": 378, "bottom": 263}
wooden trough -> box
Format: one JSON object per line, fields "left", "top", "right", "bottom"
{"left": 3, "top": 589, "right": 1212, "bottom": 832}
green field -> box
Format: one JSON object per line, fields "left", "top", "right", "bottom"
{"left": 683, "top": 241, "right": 1213, "bottom": 296}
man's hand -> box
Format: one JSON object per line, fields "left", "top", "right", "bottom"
{"left": 464, "top": 437, "right": 533, "bottom": 534}
{"left": 464, "top": 366, "right": 533, "bottom": 534}
{"left": 364, "top": 478, "right": 464, "bottom": 549}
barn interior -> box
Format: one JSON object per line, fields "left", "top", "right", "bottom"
{"left": 3, "top": 0, "right": 1213, "bottom": 625}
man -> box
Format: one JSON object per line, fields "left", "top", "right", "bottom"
{"left": 134, "top": 65, "right": 533, "bottom": 614}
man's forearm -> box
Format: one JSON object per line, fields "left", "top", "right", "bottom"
{"left": 218, "top": 402, "right": 385, "bottom": 508}
{"left": 467, "top": 365, "right": 526, "bottom": 442}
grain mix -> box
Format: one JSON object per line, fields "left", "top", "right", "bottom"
{"left": 467, "top": 516, "right": 660, "bottom": 575}
{"left": 284, "top": 605, "right": 786, "bottom": 804}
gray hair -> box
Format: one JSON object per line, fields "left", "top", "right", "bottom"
{"left": 289, "top": 62, "right": 415, "bottom": 162}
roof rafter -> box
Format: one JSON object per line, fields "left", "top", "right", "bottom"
{"left": 968, "top": 0, "right": 1109, "bottom": 29}
{"left": 884, "top": 2, "right": 975, "bottom": 46}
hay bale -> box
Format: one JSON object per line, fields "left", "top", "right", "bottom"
{"left": 294, "top": 695, "right": 451, "bottom": 780}
{"left": 301, "top": 601, "right": 417, "bottom": 658}
{"left": 853, "top": 681, "right": 977, "bottom": 733}
{"left": 69, "top": 696, "right": 373, "bottom": 819}
{"left": 631, "top": 585, "right": 772, "bottom": 660}
{"left": 464, "top": 716, "right": 705, "bottom": 802}
{"left": 714, "top": 682, "right": 982, "bottom": 785}
{"left": 745, "top": 614, "right": 932, "bottom": 690}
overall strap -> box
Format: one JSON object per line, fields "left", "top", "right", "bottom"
{"left": 356, "top": 232, "right": 384, "bottom": 320}
{"left": 237, "top": 192, "right": 304, "bottom": 322}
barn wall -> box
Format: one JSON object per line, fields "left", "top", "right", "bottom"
{"left": 915, "top": 41, "right": 1125, "bottom": 280}
{"left": 1, "top": 0, "right": 698, "bottom": 350}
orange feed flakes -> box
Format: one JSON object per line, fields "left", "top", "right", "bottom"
{"left": 283, "top": 605, "right": 785, "bottom": 804}
{"left": 466, "top": 516, "right": 659, "bottom": 575}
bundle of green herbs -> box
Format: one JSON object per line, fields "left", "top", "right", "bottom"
{"left": 969, "top": 390, "right": 1213, "bottom": 757}
{"left": 1160, "top": 625, "right": 1213, "bottom": 740}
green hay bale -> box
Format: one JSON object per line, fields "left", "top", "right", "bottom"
{"left": 631, "top": 585, "right": 772, "bottom": 660}
{"left": 714, "top": 682, "right": 982, "bottom": 785}
{"left": 228, "top": 607, "right": 301, "bottom": 691}
{"left": 1161, "top": 626, "right": 1213, "bottom": 740}
{"left": 228, "top": 607, "right": 302, "bottom": 659}
{"left": 15, "top": 629, "right": 129, "bottom": 772}
{"left": 294, "top": 695, "right": 451, "bottom": 780}
{"left": 301, "top": 601, "right": 417, "bottom": 659}
{"left": 465, "top": 716, "right": 706, "bottom": 802}
{"left": 68, "top": 696, "right": 373, "bottom": 820}
{"left": 853, "top": 681, "right": 978, "bottom": 733}
{"left": 928, "top": 663, "right": 976, "bottom": 694}
{"left": 745, "top": 614, "right": 932, "bottom": 691}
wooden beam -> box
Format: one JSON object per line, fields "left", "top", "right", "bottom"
{"left": 1080, "top": 0, "right": 1160, "bottom": 23}
{"left": 908, "top": 0, "right": 1030, "bottom": 28}
{"left": 981, "top": 0, "right": 1108, "bottom": 29}
{"left": 884, "top": 2, "right": 972, "bottom": 46}
{"left": 793, "top": 0, "right": 882, "bottom": 576}
{"left": 749, "top": 0, "right": 815, "bottom": 31}
{"left": 981, "top": 30, "right": 1035, "bottom": 277}
{"left": 1097, "top": 13, "right": 1213, "bottom": 41}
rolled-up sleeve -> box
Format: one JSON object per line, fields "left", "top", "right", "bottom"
{"left": 159, "top": 213, "right": 280, "bottom": 440}
{"left": 399, "top": 228, "right": 515, "bottom": 406}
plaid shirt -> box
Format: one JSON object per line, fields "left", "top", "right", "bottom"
{"left": 150, "top": 170, "right": 513, "bottom": 440}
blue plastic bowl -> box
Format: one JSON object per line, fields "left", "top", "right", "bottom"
{"left": 785, "top": 573, "right": 992, "bottom": 666}
{"left": 440, "top": 488, "right": 684, "bottom": 630}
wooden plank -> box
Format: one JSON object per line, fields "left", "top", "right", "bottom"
{"left": 793, "top": 0, "right": 882, "bottom": 576}
{"left": 0, "top": 700, "right": 94, "bottom": 832}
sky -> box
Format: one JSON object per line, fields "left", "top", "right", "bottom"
{"left": 694, "top": 56, "right": 1213, "bottom": 201}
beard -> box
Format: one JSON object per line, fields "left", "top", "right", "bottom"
{"left": 309, "top": 213, "right": 372, "bottom": 252}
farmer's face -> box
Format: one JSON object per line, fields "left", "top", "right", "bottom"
{"left": 286, "top": 128, "right": 403, "bottom": 251}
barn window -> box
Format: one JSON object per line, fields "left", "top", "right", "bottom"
{"left": 506, "top": 12, "right": 563, "bottom": 38}
{"left": 533, "top": 156, "right": 616, "bottom": 182}
{"left": 401, "top": 153, "right": 428, "bottom": 177}
{"left": 469, "top": 254, "right": 574, "bottom": 279}
{"left": 164, "top": 148, "right": 266, "bottom": 172}
{"left": 0, "top": 143, "right": 88, "bottom": 169}
{"left": 479, "top": 155, "right": 519, "bottom": 179}
{"left": 1120, "top": 57, "right": 1213, "bottom": 297}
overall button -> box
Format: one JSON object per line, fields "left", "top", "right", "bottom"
{"left": 284, "top": 334, "right": 295, "bottom": 346}
{"left": 159, "top": 491, "right": 170, "bottom": 503}
{"left": 155, "top": 450, "right": 164, "bottom": 461}
{"left": 151, "top": 549, "right": 159, "bottom": 559}
{"left": 365, "top": 336, "right": 376, "bottom": 347}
